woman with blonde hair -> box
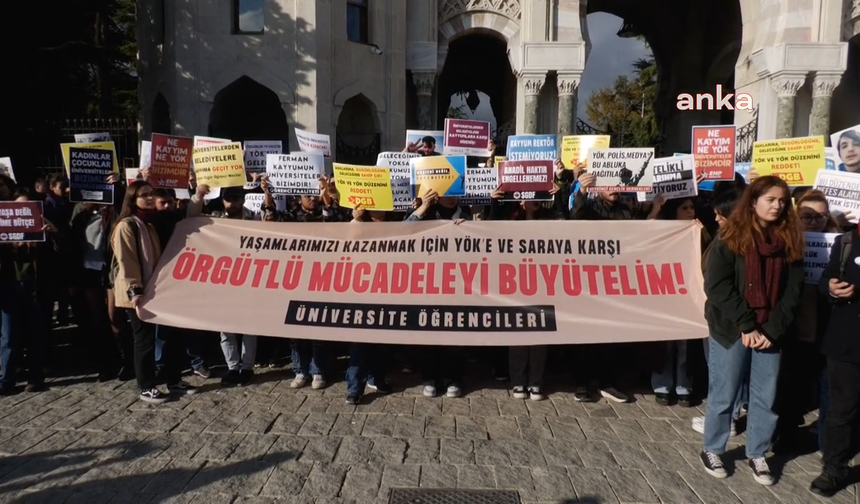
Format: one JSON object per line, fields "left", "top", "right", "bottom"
{"left": 700, "top": 176, "right": 805, "bottom": 485}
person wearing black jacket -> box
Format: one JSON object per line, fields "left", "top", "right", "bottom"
{"left": 700, "top": 176, "right": 805, "bottom": 486}
{"left": 809, "top": 228, "right": 860, "bottom": 497}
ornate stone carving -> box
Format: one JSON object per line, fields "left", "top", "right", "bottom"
{"left": 557, "top": 75, "right": 580, "bottom": 96}
{"left": 438, "top": 0, "right": 521, "bottom": 23}
{"left": 771, "top": 76, "right": 805, "bottom": 97}
{"left": 812, "top": 74, "right": 842, "bottom": 98}
{"left": 412, "top": 72, "right": 436, "bottom": 97}
{"left": 521, "top": 74, "right": 545, "bottom": 96}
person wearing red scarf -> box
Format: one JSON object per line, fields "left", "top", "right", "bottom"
{"left": 699, "top": 177, "right": 805, "bottom": 486}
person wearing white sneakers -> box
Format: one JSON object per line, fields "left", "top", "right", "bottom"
{"left": 699, "top": 177, "right": 805, "bottom": 486}
{"left": 290, "top": 340, "right": 327, "bottom": 390}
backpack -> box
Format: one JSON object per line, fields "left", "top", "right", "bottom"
{"left": 837, "top": 230, "right": 854, "bottom": 280}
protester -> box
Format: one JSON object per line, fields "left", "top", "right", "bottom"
{"left": 809, "top": 207, "right": 860, "bottom": 497}
{"left": 112, "top": 180, "right": 197, "bottom": 403}
{"left": 700, "top": 176, "right": 805, "bottom": 486}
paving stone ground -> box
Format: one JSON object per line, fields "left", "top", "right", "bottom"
{"left": 0, "top": 359, "right": 854, "bottom": 504}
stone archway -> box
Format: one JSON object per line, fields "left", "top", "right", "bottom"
{"left": 208, "top": 76, "right": 290, "bottom": 149}
{"left": 336, "top": 94, "right": 381, "bottom": 165}
{"left": 151, "top": 93, "right": 171, "bottom": 134}
{"left": 437, "top": 7, "right": 521, "bottom": 71}
{"left": 582, "top": 0, "right": 744, "bottom": 154}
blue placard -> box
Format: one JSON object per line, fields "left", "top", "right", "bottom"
{"left": 506, "top": 134, "right": 558, "bottom": 161}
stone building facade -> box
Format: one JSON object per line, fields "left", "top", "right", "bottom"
{"left": 136, "top": 0, "right": 860, "bottom": 159}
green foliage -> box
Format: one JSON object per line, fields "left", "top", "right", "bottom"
{"left": 585, "top": 55, "right": 659, "bottom": 148}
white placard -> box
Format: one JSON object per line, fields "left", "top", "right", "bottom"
{"left": 804, "top": 232, "right": 840, "bottom": 284}
{"left": 460, "top": 167, "right": 498, "bottom": 205}
{"left": 813, "top": 169, "right": 860, "bottom": 223}
{"left": 638, "top": 155, "right": 697, "bottom": 202}
{"left": 586, "top": 148, "right": 655, "bottom": 192}
{"left": 294, "top": 128, "right": 331, "bottom": 157}
{"left": 376, "top": 151, "right": 420, "bottom": 211}
{"left": 244, "top": 193, "right": 289, "bottom": 214}
{"left": 266, "top": 154, "right": 325, "bottom": 195}
{"left": 243, "top": 140, "right": 283, "bottom": 189}
{"left": 0, "top": 157, "right": 15, "bottom": 182}
{"left": 140, "top": 141, "right": 152, "bottom": 170}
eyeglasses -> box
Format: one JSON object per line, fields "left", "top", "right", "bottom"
{"left": 799, "top": 213, "right": 827, "bottom": 223}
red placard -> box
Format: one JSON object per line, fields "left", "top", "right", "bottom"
{"left": 692, "top": 125, "right": 736, "bottom": 180}
{"left": 443, "top": 119, "right": 491, "bottom": 157}
{"left": 497, "top": 160, "right": 554, "bottom": 201}
{"left": 0, "top": 201, "right": 45, "bottom": 242}
{"left": 151, "top": 133, "right": 193, "bottom": 189}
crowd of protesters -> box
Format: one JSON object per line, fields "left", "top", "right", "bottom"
{"left": 0, "top": 136, "right": 858, "bottom": 498}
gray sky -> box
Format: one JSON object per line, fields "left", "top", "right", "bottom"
{"left": 577, "top": 13, "right": 651, "bottom": 121}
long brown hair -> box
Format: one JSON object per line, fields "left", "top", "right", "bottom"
{"left": 114, "top": 180, "right": 153, "bottom": 229}
{"left": 796, "top": 189, "right": 841, "bottom": 233}
{"left": 719, "top": 176, "right": 804, "bottom": 262}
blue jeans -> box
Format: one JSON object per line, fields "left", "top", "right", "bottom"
{"left": 345, "top": 343, "right": 387, "bottom": 395}
{"left": 652, "top": 341, "right": 691, "bottom": 395}
{"left": 0, "top": 283, "right": 50, "bottom": 386}
{"left": 704, "top": 337, "right": 781, "bottom": 458}
{"left": 291, "top": 340, "right": 326, "bottom": 376}
{"left": 703, "top": 337, "right": 748, "bottom": 419}
{"left": 155, "top": 326, "right": 204, "bottom": 371}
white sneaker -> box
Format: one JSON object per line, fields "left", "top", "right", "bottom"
{"left": 692, "top": 416, "right": 738, "bottom": 436}
{"left": 423, "top": 382, "right": 436, "bottom": 397}
{"left": 512, "top": 386, "right": 528, "bottom": 399}
{"left": 600, "top": 387, "right": 628, "bottom": 403}
{"left": 528, "top": 386, "right": 545, "bottom": 401}
{"left": 749, "top": 457, "right": 774, "bottom": 486}
{"left": 311, "top": 374, "right": 326, "bottom": 390}
{"left": 446, "top": 385, "right": 461, "bottom": 398}
{"left": 290, "top": 374, "right": 307, "bottom": 389}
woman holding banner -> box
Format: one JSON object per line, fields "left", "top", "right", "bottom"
{"left": 700, "top": 176, "right": 804, "bottom": 486}
{"left": 111, "top": 180, "right": 197, "bottom": 404}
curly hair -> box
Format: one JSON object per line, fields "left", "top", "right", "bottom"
{"left": 719, "top": 176, "right": 804, "bottom": 262}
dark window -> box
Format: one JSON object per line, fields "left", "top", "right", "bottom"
{"left": 347, "top": 0, "right": 369, "bottom": 44}
{"left": 233, "top": 0, "right": 265, "bottom": 34}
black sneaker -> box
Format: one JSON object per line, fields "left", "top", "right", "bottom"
{"left": 0, "top": 383, "right": 16, "bottom": 396}
{"left": 140, "top": 388, "right": 168, "bottom": 404}
{"left": 221, "top": 370, "right": 240, "bottom": 387}
{"left": 677, "top": 394, "right": 692, "bottom": 408}
{"left": 167, "top": 381, "right": 198, "bottom": 395}
{"left": 238, "top": 369, "right": 254, "bottom": 386}
{"left": 193, "top": 365, "right": 211, "bottom": 379}
{"left": 809, "top": 471, "right": 842, "bottom": 497}
{"left": 748, "top": 457, "right": 774, "bottom": 486}
{"left": 366, "top": 380, "right": 391, "bottom": 394}
{"left": 700, "top": 451, "right": 728, "bottom": 479}
{"left": 655, "top": 393, "right": 670, "bottom": 406}
{"left": 573, "top": 386, "right": 591, "bottom": 402}
{"left": 345, "top": 394, "right": 360, "bottom": 405}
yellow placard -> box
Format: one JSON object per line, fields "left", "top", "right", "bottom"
{"left": 192, "top": 142, "right": 246, "bottom": 188}
{"left": 494, "top": 156, "right": 506, "bottom": 166}
{"left": 561, "top": 135, "right": 611, "bottom": 170}
{"left": 410, "top": 155, "right": 467, "bottom": 197}
{"left": 333, "top": 163, "right": 394, "bottom": 210}
{"left": 751, "top": 136, "right": 825, "bottom": 186}
{"left": 60, "top": 141, "right": 119, "bottom": 173}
